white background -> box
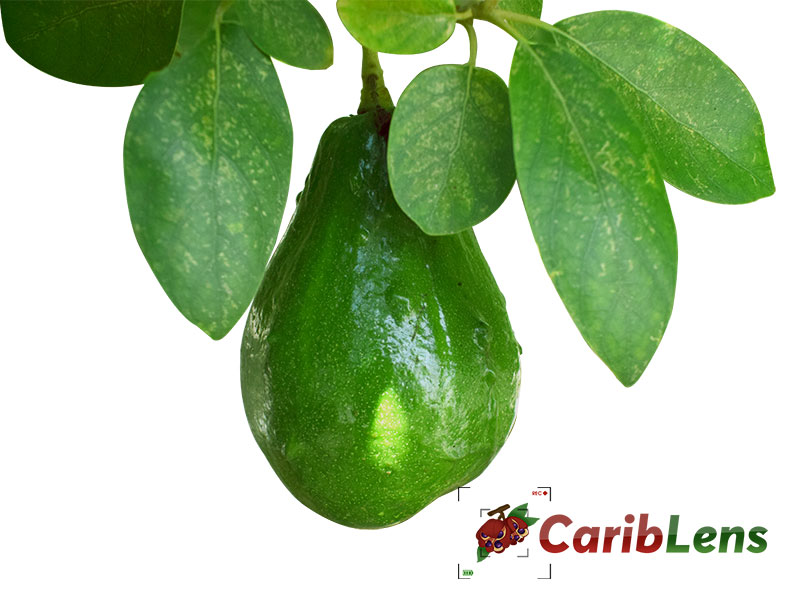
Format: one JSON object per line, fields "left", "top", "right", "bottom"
{"left": 1, "top": 1, "right": 797, "bottom": 598}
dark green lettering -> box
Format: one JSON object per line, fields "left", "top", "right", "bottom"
{"left": 692, "top": 526, "right": 716, "bottom": 553}
{"left": 747, "top": 527, "right": 768, "bottom": 553}
{"left": 666, "top": 515, "right": 690, "bottom": 553}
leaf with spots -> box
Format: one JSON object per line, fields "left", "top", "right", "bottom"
{"left": 0, "top": 0, "right": 182, "bottom": 86}
{"left": 237, "top": 0, "right": 333, "bottom": 70}
{"left": 337, "top": 0, "right": 456, "bottom": 54}
{"left": 387, "top": 64, "right": 516, "bottom": 235}
{"left": 124, "top": 22, "right": 292, "bottom": 340}
{"left": 556, "top": 11, "right": 774, "bottom": 204}
{"left": 509, "top": 36, "right": 677, "bottom": 386}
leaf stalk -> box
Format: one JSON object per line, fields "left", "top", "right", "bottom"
{"left": 358, "top": 47, "right": 393, "bottom": 114}
{"left": 462, "top": 20, "right": 478, "bottom": 67}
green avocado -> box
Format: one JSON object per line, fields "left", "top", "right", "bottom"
{"left": 240, "top": 110, "right": 521, "bottom": 528}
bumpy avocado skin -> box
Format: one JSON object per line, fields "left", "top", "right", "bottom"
{"left": 241, "top": 111, "right": 521, "bottom": 529}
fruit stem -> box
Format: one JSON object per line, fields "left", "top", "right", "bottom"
{"left": 358, "top": 47, "right": 393, "bottom": 114}
{"left": 487, "top": 503, "right": 510, "bottom": 520}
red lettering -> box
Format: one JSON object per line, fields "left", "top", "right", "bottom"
{"left": 603, "top": 526, "right": 621, "bottom": 552}
{"left": 574, "top": 526, "right": 600, "bottom": 553}
{"left": 539, "top": 514, "right": 572, "bottom": 553}
{"left": 636, "top": 513, "right": 663, "bottom": 553}
{"left": 621, "top": 514, "right": 635, "bottom": 553}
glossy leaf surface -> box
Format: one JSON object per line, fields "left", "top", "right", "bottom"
{"left": 388, "top": 64, "right": 516, "bottom": 235}
{"left": 1, "top": 0, "right": 182, "bottom": 86}
{"left": 557, "top": 11, "right": 774, "bottom": 203}
{"left": 124, "top": 23, "right": 292, "bottom": 339}
{"left": 510, "top": 38, "right": 677, "bottom": 386}
{"left": 337, "top": 0, "right": 456, "bottom": 54}
{"left": 237, "top": 0, "right": 333, "bottom": 69}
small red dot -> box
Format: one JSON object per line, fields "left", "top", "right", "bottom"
{"left": 543, "top": 491, "right": 548, "bottom": 495}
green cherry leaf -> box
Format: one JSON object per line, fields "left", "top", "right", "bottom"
{"left": 510, "top": 38, "right": 677, "bottom": 387}
{"left": 477, "top": 546, "right": 490, "bottom": 562}
{"left": 557, "top": 11, "right": 774, "bottom": 204}
{"left": 387, "top": 64, "right": 515, "bottom": 235}
{"left": 0, "top": 0, "right": 182, "bottom": 86}
{"left": 521, "top": 515, "right": 539, "bottom": 528}
{"left": 337, "top": 0, "right": 457, "bottom": 54}
{"left": 508, "top": 503, "right": 529, "bottom": 519}
{"left": 509, "top": 503, "right": 539, "bottom": 527}
{"left": 237, "top": 0, "right": 333, "bottom": 70}
{"left": 124, "top": 23, "right": 292, "bottom": 340}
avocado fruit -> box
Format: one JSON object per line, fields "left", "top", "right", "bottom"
{"left": 240, "top": 110, "right": 521, "bottom": 528}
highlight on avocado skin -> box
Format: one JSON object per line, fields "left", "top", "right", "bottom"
{"left": 240, "top": 111, "right": 521, "bottom": 528}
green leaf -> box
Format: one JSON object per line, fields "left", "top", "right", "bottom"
{"left": 237, "top": 0, "right": 333, "bottom": 70}
{"left": 556, "top": 11, "right": 774, "bottom": 204}
{"left": 510, "top": 37, "right": 677, "bottom": 386}
{"left": 337, "top": 0, "right": 456, "bottom": 54}
{"left": 521, "top": 515, "right": 539, "bottom": 528}
{"left": 174, "top": 0, "right": 221, "bottom": 58}
{"left": 477, "top": 546, "right": 490, "bottom": 562}
{"left": 0, "top": 0, "right": 182, "bottom": 86}
{"left": 124, "top": 23, "right": 292, "bottom": 340}
{"left": 509, "top": 503, "right": 539, "bottom": 527}
{"left": 493, "top": 0, "right": 542, "bottom": 40}
{"left": 387, "top": 64, "right": 515, "bottom": 235}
